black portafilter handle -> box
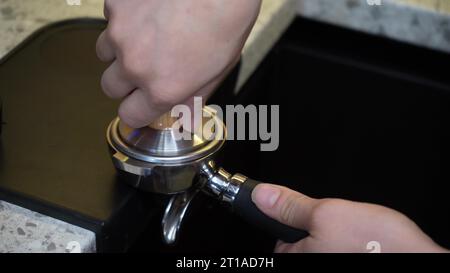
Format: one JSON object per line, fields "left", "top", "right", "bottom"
{"left": 232, "top": 178, "right": 309, "bottom": 243}
{"left": 202, "top": 165, "right": 309, "bottom": 243}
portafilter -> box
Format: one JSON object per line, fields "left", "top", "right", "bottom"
{"left": 106, "top": 107, "right": 308, "bottom": 244}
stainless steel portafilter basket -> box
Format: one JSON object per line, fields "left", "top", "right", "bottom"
{"left": 106, "top": 107, "right": 307, "bottom": 244}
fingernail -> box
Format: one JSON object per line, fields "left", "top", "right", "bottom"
{"left": 252, "top": 184, "right": 281, "bottom": 209}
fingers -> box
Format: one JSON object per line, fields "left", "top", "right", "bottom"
{"left": 103, "top": 0, "right": 111, "bottom": 20}
{"left": 101, "top": 61, "right": 135, "bottom": 99}
{"left": 251, "top": 183, "right": 317, "bottom": 231}
{"left": 117, "top": 63, "right": 231, "bottom": 129}
{"left": 118, "top": 89, "right": 168, "bottom": 128}
{"left": 96, "top": 30, "right": 115, "bottom": 62}
{"left": 275, "top": 239, "right": 309, "bottom": 253}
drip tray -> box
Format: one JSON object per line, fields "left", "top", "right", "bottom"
{"left": 0, "top": 19, "right": 162, "bottom": 252}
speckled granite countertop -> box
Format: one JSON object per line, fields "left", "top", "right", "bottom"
{"left": 1, "top": 0, "right": 449, "bottom": 253}
{"left": 0, "top": 200, "right": 95, "bottom": 253}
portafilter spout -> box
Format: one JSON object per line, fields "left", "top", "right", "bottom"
{"left": 106, "top": 107, "right": 308, "bottom": 244}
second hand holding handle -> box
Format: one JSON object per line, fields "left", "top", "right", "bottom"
{"left": 202, "top": 164, "right": 309, "bottom": 243}
{"left": 233, "top": 178, "right": 309, "bottom": 243}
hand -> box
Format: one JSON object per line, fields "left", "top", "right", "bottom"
{"left": 96, "top": 0, "right": 262, "bottom": 128}
{"left": 252, "top": 184, "right": 448, "bottom": 253}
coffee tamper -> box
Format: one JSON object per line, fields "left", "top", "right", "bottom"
{"left": 106, "top": 107, "right": 308, "bottom": 244}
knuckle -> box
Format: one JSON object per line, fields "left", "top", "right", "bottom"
{"left": 146, "top": 88, "right": 180, "bottom": 109}
{"left": 95, "top": 38, "right": 105, "bottom": 59}
{"left": 100, "top": 71, "right": 119, "bottom": 99}
{"left": 119, "top": 51, "right": 144, "bottom": 79}
{"left": 147, "top": 79, "right": 187, "bottom": 107}
{"left": 105, "top": 22, "right": 123, "bottom": 44}
{"left": 118, "top": 103, "right": 147, "bottom": 128}
{"left": 279, "top": 194, "right": 299, "bottom": 226}
{"left": 104, "top": 0, "right": 116, "bottom": 15}
{"left": 96, "top": 31, "right": 113, "bottom": 62}
{"left": 310, "top": 198, "right": 344, "bottom": 223}
{"left": 104, "top": 0, "right": 113, "bottom": 7}
{"left": 100, "top": 72, "right": 111, "bottom": 96}
{"left": 311, "top": 198, "right": 334, "bottom": 215}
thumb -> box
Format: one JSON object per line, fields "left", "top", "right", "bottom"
{"left": 251, "top": 183, "right": 316, "bottom": 231}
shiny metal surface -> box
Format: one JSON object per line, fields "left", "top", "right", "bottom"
{"left": 107, "top": 106, "right": 250, "bottom": 242}
{"left": 200, "top": 162, "right": 247, "bottom": 204}
{"left": 118, "top": 121, "right": 208, "bottom": 156}
{"left": 161, "top": 163, "right": 248, "bottom": 244}
{"left": 106, "top": 107, "right": 226, "bottom": 194}
{"left": 162, "top": 187, "right": 201, "bottom": 244}
{"left": 108, "top": 107, "right": 225, "bottom": 165}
